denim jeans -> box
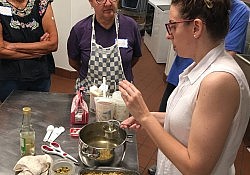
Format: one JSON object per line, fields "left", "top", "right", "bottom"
{"left": 0, "top": 77, "right": 51, "bottom": 102}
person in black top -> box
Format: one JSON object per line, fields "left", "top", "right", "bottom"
{"left": 0, "top": 0, "right": 58, "bottom": 102}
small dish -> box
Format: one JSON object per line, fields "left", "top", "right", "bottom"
{"left": 50, "top": 159, "right": 75, "bottom": 175}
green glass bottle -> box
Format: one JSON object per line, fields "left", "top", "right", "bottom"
{"left": 20, "top": 107, "right": 35, "bottom": 156}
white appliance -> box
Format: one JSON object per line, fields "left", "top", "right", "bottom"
{"left": 165, "top": 44, "right": 176, "bottom": 76}
{"left": 144, "top": 0, "right": 171, "bottom": 64}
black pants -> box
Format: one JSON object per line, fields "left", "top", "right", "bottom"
{"left": 159, "top": 83, "right": 176, "bottom": 112}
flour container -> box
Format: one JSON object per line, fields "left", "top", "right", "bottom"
{"left": 95, "top": 97, "right": 115, "bottom": 121}
{"left": 112, "top": 91, "right": 129, "bottom": 121}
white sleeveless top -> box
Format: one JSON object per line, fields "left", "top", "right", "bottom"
{"left": 156, "top": 44, "right": 250, "bottom": 175}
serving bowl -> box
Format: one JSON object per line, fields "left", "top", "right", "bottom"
{"left": 50, "top": 159, "right": 75, "bottom": 175}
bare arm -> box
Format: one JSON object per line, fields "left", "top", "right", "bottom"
{"left": 150, "top": 112, "right": 165, "bottom": 125}
{"left": 119, "top": 74, "right": 240, "bottom": 174}
{"left": 0, "top": 23, "right": 38, "bottom": 59}
{"left": 0, "top": 4, "right": 58, "bottom": 59}
{"left": 8, "top": 4, "right": 58, "bottom": 54}
{"left": 162, "top": 72, "right": 238, "bottom": 174}
{"left": 120, "top": 112, "right": 165, "bottom": 129}
{"left": 226, "top": 50, "right": 237, "bottom": 57}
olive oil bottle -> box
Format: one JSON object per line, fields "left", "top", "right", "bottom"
{"left": 20, "top": 107, "right": 35, "bottom": 156}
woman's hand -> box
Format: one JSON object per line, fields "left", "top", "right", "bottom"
{"left": 119, "top": 80, "right": 151, "bottom": 123}
{"left": 120, "top": 116, "right": 141, "bottom": 129}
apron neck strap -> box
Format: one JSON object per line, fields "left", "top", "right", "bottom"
{"left": 91, "top": 14, "right": 119, "bottom": 41}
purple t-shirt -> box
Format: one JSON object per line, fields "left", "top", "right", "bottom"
{"left": 67, "top": 14, "right": 142, "bottom": 81}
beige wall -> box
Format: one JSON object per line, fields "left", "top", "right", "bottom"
{"left": 52, "top": 0, "right": 93, "bottom": 71}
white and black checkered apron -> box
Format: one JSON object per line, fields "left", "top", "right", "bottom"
{"left": 75, "top": 14, "right": 126, "bottom": 94}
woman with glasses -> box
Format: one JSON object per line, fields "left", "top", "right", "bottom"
{"left": 67, "top": 0, "right": 142, "bottom": 94}
{"left": 158, "top": 0, "right": 250, "bottom": 113}
{"left": 119, "top": 0, "right": 250, "bottom": 174}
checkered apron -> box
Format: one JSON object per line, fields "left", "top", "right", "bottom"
{"left": 75, "top": 14, "right": 126, "bottom": 94}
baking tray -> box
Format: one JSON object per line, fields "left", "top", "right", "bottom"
{"left": 79, "top": 167, "right": 140, "bottom": 175}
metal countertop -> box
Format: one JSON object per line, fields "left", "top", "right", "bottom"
{"left": 0, "top": 90, "right": 138, "bottom": 174}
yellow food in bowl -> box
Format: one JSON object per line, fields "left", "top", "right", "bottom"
{"left": 96, "top": 149, "right": 113, "bottom": 161}
{"left": 50, "top": 159, "right": 75, "bottom": 175}
{"left": 54, "top": 166, "right": 70, "bottom": 174}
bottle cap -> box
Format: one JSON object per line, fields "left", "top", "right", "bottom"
{"left": 23, "top": 107, "right": 31, "bottom": 114}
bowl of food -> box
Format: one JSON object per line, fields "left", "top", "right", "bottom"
{"left": 50, "top": 159, "right": 75, "bottom": 175}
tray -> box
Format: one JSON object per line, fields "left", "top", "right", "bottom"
{"left": 79, "top": 167, "right": 140, "bottom": 175}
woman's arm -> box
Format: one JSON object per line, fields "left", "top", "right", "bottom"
{"left": 145, "top": 73, "right": 239, "bottom": 174}
{"left": 2, "top": 4, "right": 58, "bottom": 56}
{"left": 0, "top": 4, "right": 58, "bottom": 59}
{"left": 120, "top": 112, "right": 165, "bottom": 129}
{"left": 0, "top": 23, "right": 39, "bottom": 59}
{"left": 150, "top": 112, "right": 165, "bottom": 125}
{"left": 120, "top": 72, "right": 240, "bottom": 174}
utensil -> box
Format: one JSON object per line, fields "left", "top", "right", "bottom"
{"left": 43, "top": 125, "right": 54, "bottom": 142}
{"left": 103, "top": 120, "right": 121, "bottom": 139}
{"left": 99, "top": 77, "right": 108, "bottom": 97}
{"left": 41, "top": 141, "right": 78, "bottom": 163}
{"left": 48, "top": 126, "right": 65, "bottom": 143}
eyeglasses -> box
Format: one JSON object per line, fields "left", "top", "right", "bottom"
{"left": 96, "top": 0, "right": 117, "bottom": 5}
{"left": 165, "top": 19, "right": 194, "bottom": 35}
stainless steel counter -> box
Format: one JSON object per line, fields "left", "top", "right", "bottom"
{"left": 0, "top": 90, "right": 138, "bottom": 174}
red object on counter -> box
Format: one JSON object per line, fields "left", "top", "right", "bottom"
{"left": 70, "top": 87, "right": 89, "bottom": 125}
{"left": 70, "top": 128, "right": 81, "bottom": 137}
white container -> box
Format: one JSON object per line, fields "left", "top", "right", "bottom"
{"left": 112, "top": 91, "right": 130, "bottom": 121}
{"left": 95, "top": 97, "right": 115, "bottom": 121}
{"left": 89, "top": 85, "right": 102, "bottom": 113}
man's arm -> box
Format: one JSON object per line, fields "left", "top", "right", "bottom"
{"left": 69, "top": 58, "right": 81, "bottom": 72}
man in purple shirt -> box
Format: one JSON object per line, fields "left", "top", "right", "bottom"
{"left": 67, "top": 0, "right": 142, "bottom": 93}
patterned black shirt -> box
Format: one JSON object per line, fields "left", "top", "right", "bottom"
{"left": 0, "top": 0, "right": 55, "bottom": 81}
